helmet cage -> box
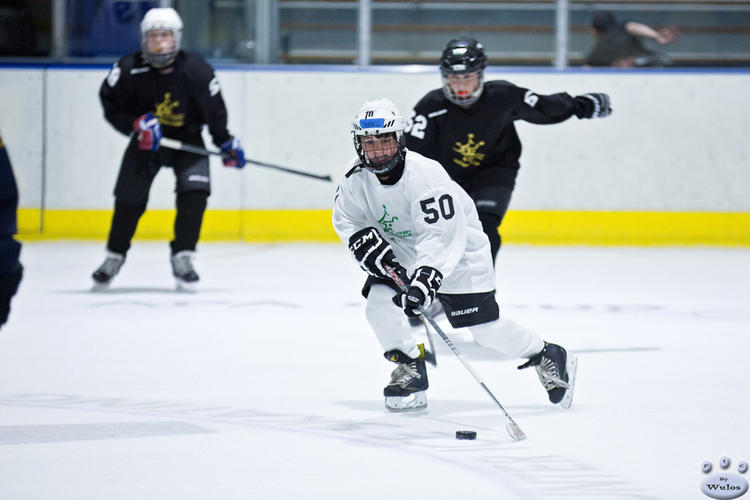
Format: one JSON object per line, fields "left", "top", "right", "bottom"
{"left": 441, "top": 68, "right": 485, "bottom": 106}
{"left": 439, "top": 38, "right": 487, "bottom": 106}
{"left": 353, "top": 131, "right": 406, "bottom": 175}
{"left": 141, "top": 8, "right": 183, "bottom": 68}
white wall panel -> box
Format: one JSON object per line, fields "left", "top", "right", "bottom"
{"left": 4, "top": 66, "right": 749, "bottom": 212}
{"left": 0, "top": 69, "right": 43, "bottom": 208}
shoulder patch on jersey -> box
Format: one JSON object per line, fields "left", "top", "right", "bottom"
{"left": 106, "top": 63, "right": 121, "bottom": 87}
{"left": 129, "top": 67, "right": 150, "bottom": 75}
{"left": 427, "top": 109, "right": 448, "bottom": 118}
{"left": 208, "top": 76, "right": 221, "bottom": 97}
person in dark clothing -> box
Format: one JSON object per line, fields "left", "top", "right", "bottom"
{"left": 93, "top": 7, "right": 245, "bottom": 291}
{"left": 0, "top": 131, "right": 23, "bottom": 329}
{"left": 585, "top": 10, "right": 679, "bottom": 68}
{"left": 405, "top": 37, "right": 612, "bottom": 265}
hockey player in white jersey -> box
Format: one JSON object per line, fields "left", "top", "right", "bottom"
{"left": 333, "top": 98, "right": 577, "bottom": 412}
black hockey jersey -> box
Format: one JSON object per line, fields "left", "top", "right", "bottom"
{"left": 100, "top": 51, "right": 231, "bottom": 147}
{"left": 0, "top": 134, "right": 21, "bottom": 276}
{"left": 405, "top": 80, "right": 591, "bottom": 189}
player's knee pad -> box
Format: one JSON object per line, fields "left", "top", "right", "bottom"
{"left": 176, "top": 190, "right": 208, "bottom": 213}
{"left": 478, "top": 211, "right": 501, "bottom": 229}
{"left": 478, "top": 212, "right": 501, "bottom": 260}
{"left": 479, "top": 212, "right": 501, "bottom": 240}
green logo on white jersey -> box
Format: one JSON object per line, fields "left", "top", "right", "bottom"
{"left": 378, "top": 205, "right": 412, "bottom": 238}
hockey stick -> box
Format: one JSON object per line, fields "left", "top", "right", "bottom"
{"left": 384, "top": 265, "right": 527, "bottom": 442}
{"left": 159, "top": 137, "right": 333, "bottom": 182}
{"left": 419, "top": 317, "right": 439, "bottom": 367}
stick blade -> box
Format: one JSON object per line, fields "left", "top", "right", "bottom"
{"left": 506, "top": 422, "right": 527, "bottom": 441}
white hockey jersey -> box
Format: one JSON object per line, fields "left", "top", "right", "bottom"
{"left": 332, "top": 149, "right": 495, "bottom": 294}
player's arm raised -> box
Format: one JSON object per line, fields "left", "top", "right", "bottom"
{"left": 513, "top": 85, "right": 612, "bottom": 125}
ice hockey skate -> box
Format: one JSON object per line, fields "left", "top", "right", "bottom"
{"left": 383, "top": 345, "right": 429, "bottom": 412}
{"left": 518, "top": 342, "right": 577, "bottom": 409}
{"left": 91, "top": 252, "right": 125, "bottom": 290}
{"left": 170, "top": 250, "right": 199, "bottom": 291}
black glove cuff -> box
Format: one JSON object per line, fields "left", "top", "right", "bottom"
{"left": 574, "top": 95, "right": 596, "bottom": 119}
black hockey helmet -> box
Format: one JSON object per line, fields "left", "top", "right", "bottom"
{"left": 439, "top": 37, "right": 487, "bottom": 106}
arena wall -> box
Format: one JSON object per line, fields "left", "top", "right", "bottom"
{"left": 2, "top": 64, "right": 748, "bottom": 244}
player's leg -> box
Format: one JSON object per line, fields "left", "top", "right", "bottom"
{"left": 364, "top": 279, "right": 429, "bottom": 411}
{"left": 440, "top": 292, "right": 577, "bottom": 408}
{"left": 170, "top": 153, "right": 210, "bottom": 289}
{"left": 93, "top": 145, "right": 158, "bottom": 287}
{"left": 469, "top": 184, "right": 513, "bottom": 265}
{"left": 478, "top": 212, "right": 501, "bottom": 263}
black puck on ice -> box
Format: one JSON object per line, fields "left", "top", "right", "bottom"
{"left": 455, "top": 430, "right": 477, "bottom": 440}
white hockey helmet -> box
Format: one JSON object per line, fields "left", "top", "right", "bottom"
{"left": 141, "top": 8, "right": 183, "bottom": 68}
{"left": 351, "top": 98, "right": 406, "bottom": 175}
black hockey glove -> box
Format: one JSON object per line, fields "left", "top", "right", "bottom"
{"left": 393, "top": 266, "right": 443, "bottom": 318}
{"left": 348, "top": 227, "right": 403, "bottom": 279}
{"left": 575, "top": 93, "right": 612, "bottom": 118}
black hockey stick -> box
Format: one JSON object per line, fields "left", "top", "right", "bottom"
{"left": 384, "top": 265, "right": 527, "bottom": 442}
{"left": 159, "top": 137, "right": 333, "bottom": 182}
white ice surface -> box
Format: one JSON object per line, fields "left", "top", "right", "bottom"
{"left": 1, "top": 242, "right": 749, "bottom": 499}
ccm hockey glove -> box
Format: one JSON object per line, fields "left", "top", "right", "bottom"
{"left": 393, "top": 266, "right": 443, "bottom": 318}
{"left": 348, "top": 227, "right": 403, "bottom": 279}
{"left": 576, "top": 93, "right": 612, "bottom": 118}
{"left": 220, "top": 136, "right": 246, "bottom": 168}
{"left": 133, "top": 112, "right": 162, "bottom": 151}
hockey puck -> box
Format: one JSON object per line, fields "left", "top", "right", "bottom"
{"left": 455, "top": 430, "right": 477, "bottom": 440}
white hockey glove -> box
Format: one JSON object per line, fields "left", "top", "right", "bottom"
{"left": 348, "top": 227, "right": 404, "bottom": 279}
{"left": 393, "top": 266, "right": 443, "bottom": 318}
{"left": 576, "top": 93, "right": 612, "bottom": 118}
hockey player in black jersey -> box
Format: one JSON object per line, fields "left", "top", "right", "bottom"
{"left": 93, "top": 7, "right": 245, "bottom": 291}
{"left": 405, "top": 37, "right": 611, "bottom": 264}
{"left": 0, "top": 132, "right": 23, "bottom": 329}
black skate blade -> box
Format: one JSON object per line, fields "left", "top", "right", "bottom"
{"left": 506, "top": 422, "right": 527, "bottom": 441}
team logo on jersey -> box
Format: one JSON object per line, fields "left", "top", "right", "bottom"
{"left": 155, "top": 92, "right": 184, "bottom": 127}
{"left": 378, "top": 205, "right": 412, "bottom": 238}
{"left": 452, "top": 133, "right": 485, "bottom": 168}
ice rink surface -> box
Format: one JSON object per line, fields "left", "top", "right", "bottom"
{"left": 1, "top": 241, "right": 749, "bottom": 499}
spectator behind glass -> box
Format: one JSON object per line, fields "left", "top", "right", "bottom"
{"left": 585, "top": 10, "right": 679, "bottom": 67}
{"left": 0, "top": 1, "right": 38, "bottom": 56}
{"left": 68, "top": 0, "right": 157, "bottom": 56}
